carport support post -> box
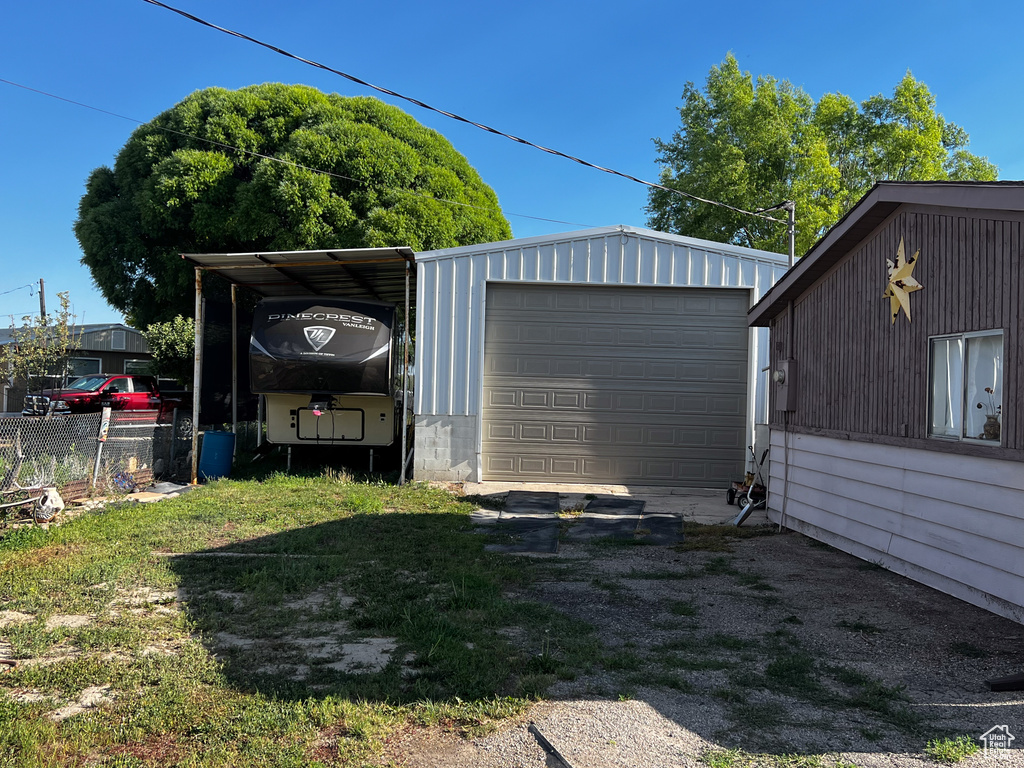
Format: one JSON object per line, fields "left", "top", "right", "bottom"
{"left": 230, "top": 284, "right": 237, "bottom": 439}
{"left": 399, "top": 260, "right": 410, "bottom": 485}
{"left": 191, "top": 267, "right": 204, "bottom": 485}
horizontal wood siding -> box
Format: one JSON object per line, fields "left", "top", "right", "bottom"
{"left": 767, "top": 431, "right": 1024, "bottom": 623}
{"left": 770, "top": 206, "right": 1022, "bottom": 458}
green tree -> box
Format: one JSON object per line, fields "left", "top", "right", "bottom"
{"left": 1, "top": 292, "right": 81, "bottom": 391}
{"left": 647, "top": 56, "right": 997, "bottom": 255}
{"left": 75, "top": 84, "right": 513, "bottom": 327}
{"left": 142, "top": 316, "right": 195, "bottom": 387}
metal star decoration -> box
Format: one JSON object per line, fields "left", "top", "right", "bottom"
{"left": 883, "top": 237, "right": 923, "bottom": 324}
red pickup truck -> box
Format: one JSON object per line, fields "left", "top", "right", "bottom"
{"left": 22, "top": 374, "right": 184, "bottom": 420}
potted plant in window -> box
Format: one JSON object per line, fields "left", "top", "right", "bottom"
{"left": 977, "top": 387, "right": 1001, "bottom": 441}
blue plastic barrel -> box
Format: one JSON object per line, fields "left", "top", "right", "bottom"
{"left": 198, "top": 431, "right": 235, "bottom": 480}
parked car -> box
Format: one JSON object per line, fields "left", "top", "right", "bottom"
{"left": 22, "top": 374, "right": 185, "bottom": 420}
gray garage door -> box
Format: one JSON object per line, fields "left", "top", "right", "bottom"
{"left": 482, "top": 284, "right": 748, "bottom": 486}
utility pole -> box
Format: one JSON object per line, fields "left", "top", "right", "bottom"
{"left": 38, "top": 279, "right": 46, "bottom": 318}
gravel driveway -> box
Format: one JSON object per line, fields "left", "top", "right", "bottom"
{"left": 385, "top": 514, "right": 1024, "bottom": 768}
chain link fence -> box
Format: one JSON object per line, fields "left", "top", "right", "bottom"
{"left": 0, "top": 410, "right": 197, "bottom": 500}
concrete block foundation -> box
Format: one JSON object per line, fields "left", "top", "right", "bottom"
{"left": 413, "top": 414, "right": 477, "bottom": 482}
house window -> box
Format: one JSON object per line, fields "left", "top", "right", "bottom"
{"left": 124, "top": 359, "right": 152, "bottom": 375}
{"left": 68, "top": 357, "right": 102, "bottom": 377}
{"left": 928, "top": 331, "right": 1003, "bottom": 442}
{"left": 111, "top": 330, "right": 126, "bottom": 350}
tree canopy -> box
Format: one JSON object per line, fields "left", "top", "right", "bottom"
{"left": 142, "top": 315, "right": 194, "bottom": 387}
{"left": 646, "top": 55, "right": 998, "bottom": 255}
{"left": 76, "top": 84, "right": 513, "bottom": 326}
{"left": 1, "top": 292, "right": 81, "bottom": 390}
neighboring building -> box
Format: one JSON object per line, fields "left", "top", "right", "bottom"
{"left": 749, "top": 182, "right": 1023, "bottom": 623}
{"left": 414, "top": 225, "right": 788, "bottom": 486}
{"left": 0, "top": 323, "right": 154, "bottom": 413}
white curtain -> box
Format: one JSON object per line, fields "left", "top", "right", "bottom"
{"left": 964, "top": 334, "right": 1002, "bottom": 439}
{"left": 929, "top": 337, "right": 962, "bottom": 438}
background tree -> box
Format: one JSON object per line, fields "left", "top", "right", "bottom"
{"left": 142, "top": 316, "right": 195, "bottom": 388}
{"left": 647, "top": 56, "right": 997, "bottom": 255}
{"left": 1, "top": 292, "right": 81, "bottom": 392}
{"left": 76, "top": 84, "right": 513, "bottom": 327}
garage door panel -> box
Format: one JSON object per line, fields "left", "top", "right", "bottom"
{"left": 484, "top": 389, "right": 746, "bottom": 416}
{"left": 490, "top": 318, "right": 746, "bottom": 343}
{"left": 482, "top": 421, "right": 745, "bottom": 448}
{"left": 482, "top": 452, "right": 742, "bottom": 484}
{"left": 552, "top": 392, "right": 582, "bottom": 408}
{"left": 490, "top": 357, "right": 747, "bottom": 378}
{"left": 555, "top": 327, "right": 585, "bottom": 343}
{"left": 483, "top": 284, "right": 748, "bottom": 486}
{"left": 520, "top": 391, "right": 549, "bottom": 407}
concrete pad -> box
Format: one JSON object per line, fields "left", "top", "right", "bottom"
{"left": 486, "top": 518, "right": 559, "bottom": 554}
{"left": 561, "top": 515, "right": 640, "bottom": 542}
{"left": 636, "top": 515, "right": 686, "bottom": 545}
{"left": 503, "top": 491, "right": 560, "bottom": 516}
{"left": 584, "top": 497, "right": 646, "bottom": 515}
{"left": 463, "top": 482, "right": 770, "bottom": 526}
{"left": 470, "top": 509, "right": 500, "bottom": 526}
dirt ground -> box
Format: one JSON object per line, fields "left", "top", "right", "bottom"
{"left": 385, "top": 527, "right": 1024, "bottom": 768}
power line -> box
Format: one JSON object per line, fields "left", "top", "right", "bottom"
{"left": 0, "top": 78, "right": 592, "bottom": 230}
{"left": 140, "top": 0, "right": 787, "bottom": 226}
{"left": 0, "top": 286, "right": 34, "bottom": 301}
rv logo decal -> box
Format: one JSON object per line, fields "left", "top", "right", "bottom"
{"left": 303, "top": 326, "right": 336, "bottom": 352}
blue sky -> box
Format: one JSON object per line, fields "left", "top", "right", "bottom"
{"left": 2, "top": 0, "right": 1020, "bottom": 326}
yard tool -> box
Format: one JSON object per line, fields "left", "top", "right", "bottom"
{"left": 731, "top": 446, "right": 769, "bottom": 526}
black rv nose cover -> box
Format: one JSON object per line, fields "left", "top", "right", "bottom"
{"left": 249, "top": 298, "right": 395, "bottom": 395}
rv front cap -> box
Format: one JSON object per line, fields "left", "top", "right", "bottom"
{"left": 267, "top": 312, "right": 373, "bottom": 324}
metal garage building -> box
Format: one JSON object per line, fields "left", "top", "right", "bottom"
{"left": 414, "top": 226, "right": 788, "bottom": 487}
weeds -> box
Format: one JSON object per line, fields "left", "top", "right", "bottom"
{"left": 677, "top": 523, "right": 776, "bottom": 553}
{"left": 925, "top": 735, "right": 979, "bottom": 763}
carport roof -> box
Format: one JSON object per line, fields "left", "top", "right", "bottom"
{"left": 181, "top": 247, "right": 416, "bottom": 306}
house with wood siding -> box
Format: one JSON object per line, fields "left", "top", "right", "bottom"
{"left": 0, "top": 324, "right": 154, "bottom": 413}
{"left": 748, "top": 181, "right": 1023, "bottom": 623}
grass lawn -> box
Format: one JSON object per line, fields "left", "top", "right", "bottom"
{"left": 0, "top": 468, "right": 592, "bottom": 767}
{"left": 1, "top": 462, "right": 999, "bottom": 767}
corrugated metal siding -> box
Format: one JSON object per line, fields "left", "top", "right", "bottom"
{"left": 416, "top": 228, "right": 788, "bottom": 418}
{"left": 767, "top": 431, "right": 1024, "bottom": 623}
{"left": 769, "top": 207, "right": 1022, "bottom": 458}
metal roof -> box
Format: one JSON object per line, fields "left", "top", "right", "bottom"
{"left": 747, "top": 181, "right": 1024, "bottom": 327}
{"left": 181, "top": 247, "right": 416, "bottom": 306}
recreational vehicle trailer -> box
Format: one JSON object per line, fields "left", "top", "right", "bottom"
{"left": 249, "top": 297, "right": 401, "bottom": 446}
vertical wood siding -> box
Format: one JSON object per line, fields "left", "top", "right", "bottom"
{"left": 416, "top": 229, "right": 788, "bottom": 418}
{"left": 770, "top": 207, "right": 1022, "bottom": 456}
